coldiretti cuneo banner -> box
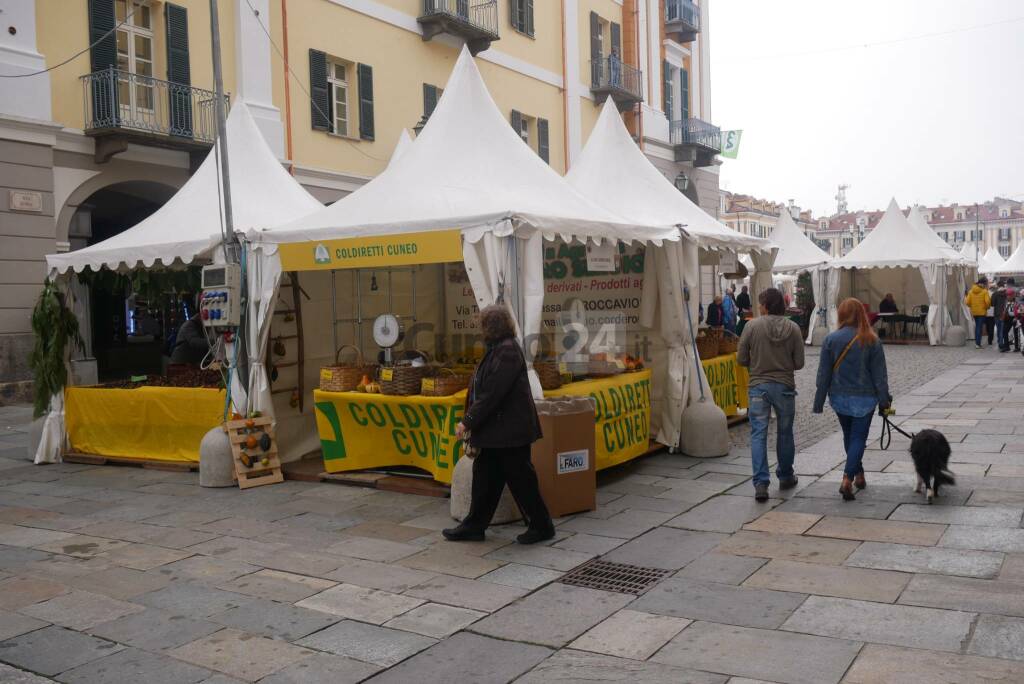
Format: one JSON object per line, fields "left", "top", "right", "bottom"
{"left": 701, "top": 352, "right": 750, "bottom": 417}
{"left": 546, "top": 369, "right": 652, "bottom": 470}
{"left": 314, "top": 389, "right": 467, "bottom": 483}
{"left": 279, "top": 229, "right": 463, "bottom": 271}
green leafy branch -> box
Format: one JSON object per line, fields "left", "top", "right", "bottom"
{"left": 29, "top": 279, "right": 85, "bottom": 418}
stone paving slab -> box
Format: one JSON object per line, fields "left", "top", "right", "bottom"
{"left": 295, "top": 620, "right": 436, "bottom": 667}
{"left": 559, "top": 509, "right": 675, "bottom": 539}
{"left": 0, "top": 663, "right": 57, "bottom": 683}
{"left": 518, "top": 648, "right": 728, "bottom": 684}
{"left": 135, "top": 583, "right": 253, "bottom": 619}
{"left": 88, "top": 608, "right": 222, "bottom": 652}
{"left": 217, "top": 569, "right": 335, "bottom": 603}
{"left": 630, "top": 578, "right": 806, "bottom": 629}
{"left": 665, "top": 496, "right": 781, "bottom": 533}
{"left": 365, "top": 632, "right": 550, "bottom": 683}
{"left": 844, "top": 540, "right": 1004, "bottom": 579}
{"left": 96, "top": 543, "right": 193, "bottom": 571}
{"left": 805, "top": 516, "right": 947, "bottom": 546}
{"left": 674, "top": 553, "right": 768, "bottom": 585}
{"left": 0, "top": 609, "right": 48, "bottom": 641}
{"left": 0, "top": 577, "right": 68, "bottom": 610}
{"left": 715, "top": 531, "right": 859, "bottom": 565}
{"left": 966, "top": 614, "right": 1024, "bottom": 662}
{"left": 396, "top": 548, "right": 503, "bottom": 579}
{"left": 938, "top": 525, "right": 1024, "bottom": 552}
{"left": 477, "top": 563, "right": 563, "bottom": 591}
{"left": 773, "top": 496, "right": 898, "bottom": 520}
{"left": 470, "top": 583, "right": 633, "bottom": 648}
{"left": 484, "top": 543, "right": 593, "bottom": 571}
{"left": 552, "top": 532, "right": 626, "bottom": 555}
{"left": 999, "top": 553, "right": 1024, "bottom": 582}
{"left": 169, "top": 628, "right": 313, "bottom": 681}
{"left": 743, "top": 559, "right": 910, "bottom": 603}
{"left": 210, "top": 598, "right": 341, "bottom": 641}
{"left": 19, "top": 590, "right": 144, "bottom": 630}
{"left": 0, "top": 625, "right": 123, "bottom": 677}
{"left": 742, "top": 510, "right": 822, "bottom": 535}
{"left": 403, "top": 575, "right": 528, "bottom": 613}
{"left": 601, "top": 527, "right": 726, "bottom": 570}
{"left": 57, "top": 646, "right": 212, "bottom": 684}
{"left": 154, "top": 556, "right": 261, "bottom": 585}
{"left": 651, "top": 620, "right": 861, "bottom": 684}
{"left": 257, "top": 653, "right": 381, "bottom": 684}
{"left": 383, "top": 602, "right": 485, "bottom": 638}
{"left": 843, "top": 643, "right": 1023, "bottom": 683}
{"left": 295, "top": 583, "right": 424, "bottom": 624}
{"left": 66, "top": 565, "right": 171, "bottom": 600}
{"left": 324, "top": 558, "right": 437, "bottom": 593}
{"left": 899, "top": 573, "right": 1024, "bottom": 617}
{"left": 568, "top": 609, "right": 690, "bottom": 660}
{"left": 781, "top": 595, "right": 974, "bottom": 652}
{"left": 889, "top": 503, "right": 1024, "bottom": 527}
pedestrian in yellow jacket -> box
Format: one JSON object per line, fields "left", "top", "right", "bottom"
{"left": 965, "top": 279, "right": 992, "bottom": 348}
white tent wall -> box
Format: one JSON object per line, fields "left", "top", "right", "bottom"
{"left": 806, "top": 268, "right": 828, "bottom": 344}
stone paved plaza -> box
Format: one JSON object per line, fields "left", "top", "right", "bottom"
{"left": 0, "top": 346, "right": 1022, "bottom": 683}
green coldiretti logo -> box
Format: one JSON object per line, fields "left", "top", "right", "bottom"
{"left": 314, "top": 244, "right": 331, "bottom": 265}
{"left": 315, "top": 401, "right": 346, "bottom": 461}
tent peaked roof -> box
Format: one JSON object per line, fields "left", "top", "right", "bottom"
{"left": 47, "top": 103, "right": 322, "bottom": 274}
{"left": 833, "top": 198, "right": 959, "bottom": 269}
{"left": 257, "top": 48, "right": 676, "bottom": 245}
{"left": 994, "top": 244, "right": 1022, "bottom": 275}
{"left": 907, "top": 206, "right": 966, "bottom": 264}
{"left": 769, "top": 208, "right": 830, "bottom": 272}
{"left": 566, "top": 100, "right": 771, "bottom": 252}
{"left": 979, "top": 247, "right": 1006, "bottom": 273}
{"left": 386, "top": 129, "right": 413, "bottom": 169}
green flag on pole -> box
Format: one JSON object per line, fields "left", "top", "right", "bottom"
{"left": 720, "top": 130, "right": 742, "bottom": 159}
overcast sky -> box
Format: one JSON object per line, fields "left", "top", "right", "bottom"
{"left": 709, "top": 0, "right": 1024, "bottom": 217}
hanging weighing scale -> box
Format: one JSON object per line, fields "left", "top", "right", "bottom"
{"left": 373, "top": 313, "right": 404, "bottom": 365}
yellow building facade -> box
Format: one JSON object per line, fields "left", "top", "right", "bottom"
{"left": 0, "top": 0, "right": 720, "bottom": 388}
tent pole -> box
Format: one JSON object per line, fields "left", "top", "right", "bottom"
{"left": 209, "top": 0, "right": 234, "bottom": 244}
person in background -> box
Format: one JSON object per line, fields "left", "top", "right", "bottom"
{"left": 444, "top": 305, "right": 554, "bottom": 545}
{"left": 965, "top": 277, "right": 992, "bottom": 349}
{"left": 879, "top": 293, "right": 898, "bottom": 314}
{"left": 736, "top": 285, "right": 752, "bottom": 314}
{"left": 169, "top": 316, "right": 208, "bottom": 365}
{"left": 722, "top": 289, "right": 738, "bottom": 335}
{"left": 814, "top": 298, "right": 891, "bottom": 500}
{"left": 706, "top": 295, "right": 724, "bottom": 328}
{"left": 737, "top": 288, "right": 805, "bottom": 502}
{"left": 994, "top": 279, "right": 1010, "bottom": 352}
{"left": 985, "top": 283, "right": 998, "bottom": 346}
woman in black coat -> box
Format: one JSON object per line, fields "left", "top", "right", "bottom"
{"left": 443, "top": 305, "right": 555, "bottom": 545}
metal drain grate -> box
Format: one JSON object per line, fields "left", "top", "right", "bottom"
{"left": 558, "top": 559, "right": 670, "bottom": 595}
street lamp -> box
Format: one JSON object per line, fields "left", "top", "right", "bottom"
{"left": 674, "top": 172, "right": 689, "bottom": 192}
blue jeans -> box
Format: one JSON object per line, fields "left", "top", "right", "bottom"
{"left": 974, "top": 316, "right": 986, "bottom": 345}
{"left": 997, "top": 318, "right": 1007, "bottom": 349}
{"left": 748, "top": 382, "right": 796, "bottom": 487}
{"left": 837, "top": 412, "right": 873, "bottom": 478}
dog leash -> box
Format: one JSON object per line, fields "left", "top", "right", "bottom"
{"left": 880, "top": 412, "right": 914, "bottom": 451}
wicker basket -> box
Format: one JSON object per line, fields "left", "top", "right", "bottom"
{"left": 587, "top": 358, "right": 625, "bottom": 377}
{"left": 719, "top": 331, "right": 739, "bottom": 355}
{"left": 320, "top": 345, "right": 377, "bottom": 392}
{"left": 695, "top": 333, "right": 720, "bottom": 360}
{"left": 534, "top": 359, "right": 563, "bottom": 390}
{"left": 379, "top": 352, "right": 431, "bottom": 396}
{"left": 421, "top": 368, "right": 472, "bottom": 397}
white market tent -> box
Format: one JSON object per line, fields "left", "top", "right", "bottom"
{"left": 47, "top": 104, "right": 322, "bottom": 275}
{"left": 907, "top": 205, "right": 969, "bottom": 267}
{"left": 769, "top": 207, "right": 830, "bottom": 274}
{"left": 565, "top": 100, "right": 774, "bottom": 446}
{"left": 246, "top": 48, "right": 705, "bottom": 453}
{"left": 995, "top": 242, "right": 1024, "bottom": 275}
{"left": 827, "top": 198, "right": 970, "bottom": 346}
{"left": 962, "top": 244, "right": 1007, "bottom": 275}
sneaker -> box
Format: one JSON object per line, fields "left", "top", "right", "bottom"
{"left": 975, "top": 344, "right": 982, "bottom": 349}
{"left": 516, "top": 527, "right": 555, "bottom": 545}
{"left": 754, "top": 483, "right": 770, "bottom": 502}
{"left": 442, "top": 525, "right": 485, "bottom": 542}
{"left": 778, "top": 477, "right": 799, "bottom": 490}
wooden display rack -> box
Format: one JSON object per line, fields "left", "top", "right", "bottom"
{"left": 224, "top": 416, "right": 284, "bottom": 489}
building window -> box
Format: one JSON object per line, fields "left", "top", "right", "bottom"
{"left": 1001, "top": 209, "right": 1009, "bottom": 218}
{"left": 999, "top": 228, "right": 1011, "bottom": 241}
{"left": 820, "top": 220, "right": 828, "bottom": 231}
{"left": 510, "top": 0, "right": 534, "bottom": 37}
{"left": 956, "top": 211, "right": 964, "bottom": 220}
{"left": 509, "top": 109, "right": 548, "bottom": 162}
{"left": 1000, "top": 244, "right": 1011, "bottom": 258}
{"left": 115, "top": 0, "right": 154, "bottom": 114}
{"left": 954, "top": 230, "right": 965, "bottom": 242}
{"left": 939, "top": 232, "right": 948, "bottom": 242}
{"left": 970, "top": 229, "right": 982, "bottom": 242}
{"left": 328, "top": 61, "right": 352, "bottom": 136}
{"left": 842, "top": 237, "right": 853, "bottom": 249}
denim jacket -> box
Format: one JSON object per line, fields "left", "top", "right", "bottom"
{"left": 813, "top": 326, "right": 891, "bottom": 413}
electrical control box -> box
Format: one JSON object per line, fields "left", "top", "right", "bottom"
{"left": 200, "top": 264, "right": 241, "bottom": 327}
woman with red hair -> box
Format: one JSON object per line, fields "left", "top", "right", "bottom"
{"left": 813, "top": 298, "right": 892, "bottom": 500}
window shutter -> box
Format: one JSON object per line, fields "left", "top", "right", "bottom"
{"left": 358, "top": 63, "right": 375, "bottom": 141}
{"left": 308, "top": 49, "right": 330, "bottom": 131}
{"left": 610, "top": 22, "right": 621, "bottom": 56}
{"left": 662, "top": 61, "right": 673, "bottom": 118}
{"left": 525, "top": 0, "right": 534, "bottom": 36}
{"left": 537, "top": 118, "right": 549, "bottom": 163}
{"left": 680, "top": 68, "right": 689, "bottom": 121}
{"left": 165, "top": 4, "right": 193, "bottom": 138}
{"left": 423, "top": 83, "right": 439, "bottom": 118}
{"left": 510, "top": 0, "right": 519, "bottom": 31}
{"left": 510, "top": 109, "right": 523, "bottom": 136}
{"left": 87, "top": 0, "right": 118, "bottom": 123}
{"left": 589, "top": 12, "right": 601, "bottom": 86}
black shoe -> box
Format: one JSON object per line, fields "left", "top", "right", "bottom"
{"left": 442, "top": 525, "right": 485, "bottom": 542}
{"left": 516, "top": 527, "right": 555, "bottom": 545}
{"left": 754, "top": 483, "right": 770, "bottom": 502}
{"left": 778, "top": 477, "right": 799, "bottom": 490}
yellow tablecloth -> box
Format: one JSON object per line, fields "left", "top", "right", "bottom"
{"left": 65, "top": 386, "right": 227, "bottom": 463}
{"left": 700, "top": 352, "right": 750, "bottom": 416}
{"left": 313, "top": 369, "right": 653, "bottom": 484}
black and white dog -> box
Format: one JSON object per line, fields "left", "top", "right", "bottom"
{"left": 910, "top": 429, "right": 956, "bottom": 503}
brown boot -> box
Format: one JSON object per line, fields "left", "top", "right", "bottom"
{"left": 854, "top": 473, "right": 867, "bottom": 490}
{"left": 839, "top": 475, "right": 856, "bottom": 501}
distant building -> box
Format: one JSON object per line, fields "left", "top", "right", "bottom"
{"left": 720, "top": 192, "right": 818, "bottom": 241}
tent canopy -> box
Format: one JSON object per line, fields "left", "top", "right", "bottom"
{"left": 253, "top": 49, "right": 678, "bottom": 247}
{"left": 832, "top": 199, "right": 964, "bottom": 269}
{"left": 47, "top": 104, "right": 322, "bottom": 274}
{"left": 767, "top": 207, "right": 830, "bottom": 273}
{"left": 907, "top": 205, "right": 968, "bottom": 266}
{"left": 565, "top": 101, "right": 771, "bottom": 253}
{"left": 995, "top": 242, "right": 1024, "bottom": 275}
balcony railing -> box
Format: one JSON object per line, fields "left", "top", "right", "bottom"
{"left": 419, "top": 0, "right": 499, "bottom": 54}
{"left": 81, "top": 67, "right": 223, "bottom": 146}
{"left": 670, "top": 117, "right": 720, "bottom": 167}
{"left": 590, "top": 56, "right": 643, "bottom": 106}
{"left": 666, "top": 0, "right": 700, "bottom": 42}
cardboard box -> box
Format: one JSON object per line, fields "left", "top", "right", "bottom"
{"left": 531, "top": 397, "right": 597, "bottom": 517}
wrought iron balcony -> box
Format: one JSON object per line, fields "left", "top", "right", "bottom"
{"left": 590, "top": 57, "right": 643, "bottom": 109}
{"left": 419, "top": 0, "right": 499, "bottom": 55}
{"left": 666, "top": 0, "right": 700, "bottom": 43}
{"left": 670, "top": 118, "right": 721, "bottom": 167}
{"left": 81, "top": 67, "right": 225, "bottom": 162}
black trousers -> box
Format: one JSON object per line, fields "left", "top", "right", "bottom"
{"left": 463, "top": 445, "right": 553, "bottom": 533}
{"left": 985, "top": 316, "right": 995, "bottom": 344}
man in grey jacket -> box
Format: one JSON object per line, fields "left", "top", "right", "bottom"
{"left": 737, "top": 288, "right": 805, "bottom": 501}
